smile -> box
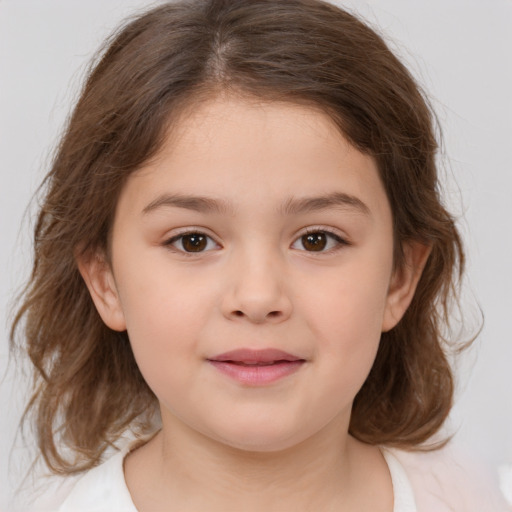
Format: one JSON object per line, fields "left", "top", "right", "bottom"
{"left": 207, "top": 348, "right": 306, "bottom": 386}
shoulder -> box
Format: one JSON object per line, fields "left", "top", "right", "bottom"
{"left": 389, "top": 443, "right": 510, "bottom": 512}
{"left": 15, "top": 449, "right": 136, "bottom": 512}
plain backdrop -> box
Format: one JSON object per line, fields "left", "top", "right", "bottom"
{"left": 1, "top": 0, "right": 511, "bottom": 508}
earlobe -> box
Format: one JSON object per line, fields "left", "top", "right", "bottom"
{"left": 382, "top": 242, "right": 432, "bottom": 332}
{"left": 77, "top": 251, "right": 127, "bottom": 332}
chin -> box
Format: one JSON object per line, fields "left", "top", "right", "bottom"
{"left": 205, "top": 418, "right": 316, "bottom": 454}
{"left": 217, "top": 435, "right": 304, "bottom": 455}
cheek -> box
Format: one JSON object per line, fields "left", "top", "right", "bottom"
{"left": 116, "top": 250, "right": 216, "bottom": 334}
{"left": 308, "top": 304, "right": 383, "bottom": 410}
{"left": 114, "top": 265, "right": 216, "bottom": 388}
{"left": 307, "top": 261, "right": 391, "bottom": 344}
{"left": 301, "top": 256, "right": 392, "bottom": 388}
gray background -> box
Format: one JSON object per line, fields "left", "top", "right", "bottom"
{"left": 1, "top": 0, "right": 511, "bottom": 507}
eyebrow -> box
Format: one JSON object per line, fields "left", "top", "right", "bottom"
{"left": 142, "top": 191, "right": 370, "bottom": 216}
{"left": 280, "top": 192, "right": 371, "bottom": 216}
{"left": 142, "top": 194, "right": 234, "bottom": 215}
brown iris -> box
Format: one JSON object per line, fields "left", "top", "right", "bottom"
{"left": 301, "top": 232, "right": 327, "bottom": 251}
{"left": 181, "top": 233, "right": 207, "bottom": 252}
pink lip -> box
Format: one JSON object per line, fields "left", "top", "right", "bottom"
{"left": 207, "top": 348, "right": 306, "bottom": 386}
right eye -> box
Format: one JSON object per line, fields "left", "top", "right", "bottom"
{"left": 165, "top": 232, "right": 220, "bottom": 253}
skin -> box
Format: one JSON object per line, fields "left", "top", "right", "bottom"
{"left": 80, "top": 95, "right": 429, "bottom": 511}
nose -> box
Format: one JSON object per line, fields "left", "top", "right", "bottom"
{"left": 221, "top": 250, "right": 293, "bottom": 324}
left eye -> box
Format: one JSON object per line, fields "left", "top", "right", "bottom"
{"left": 291, "top": 231, "right": 346, "bottom": 252}
{"left": 166, "top": 232, "right": 219, "bottom": 253}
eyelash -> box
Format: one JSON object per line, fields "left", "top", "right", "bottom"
{"left": 291, "top": 228, "right": 349, "bottom": 254}
{"left": 164, "top": 230, "right": 220, "bottom": 255}
{"left": 163, "top": 227, "right": 349, "bottom": 255}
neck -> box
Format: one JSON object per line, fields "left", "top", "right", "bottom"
{"left": 124, "top": 415, "right": 391, "bottom": 512}
{"left": 165, "top": 417, "right": 351, "bottom": 507}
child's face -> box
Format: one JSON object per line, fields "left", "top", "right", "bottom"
{"left": 82, "top": 96, "right": 422, "bottom": 452}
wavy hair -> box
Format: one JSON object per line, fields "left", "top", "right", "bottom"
{"left": 11, "top": 0, "right": 465, "bottom": 474}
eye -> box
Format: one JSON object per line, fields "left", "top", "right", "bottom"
{"left": 166, "top": 232, "right": 219, "bottom": 253}
{"left": 291, "top": 230, "right": 347, "bottom": 252}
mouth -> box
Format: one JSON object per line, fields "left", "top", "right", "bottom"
{"left": 207, "top": 348, "right": 306, "bottom": 386}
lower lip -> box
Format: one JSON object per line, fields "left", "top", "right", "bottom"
{"left": 208, "top": 360, "right": 304, "bottom": 386}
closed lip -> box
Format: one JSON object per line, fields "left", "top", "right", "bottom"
{"left": 207, "top": 348, "right": 305, "bottom": 364}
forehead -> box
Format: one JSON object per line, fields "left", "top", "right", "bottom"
{"left": 151, "top": 96, "right": 351, "bottom": 168}
{"left": 119, "top": 95, "right": 389, "bottom": 219}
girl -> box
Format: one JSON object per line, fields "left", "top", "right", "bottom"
{"left": 9, "top": 0, "right": 509, "bottom": 510}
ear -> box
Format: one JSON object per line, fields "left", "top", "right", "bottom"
{"left": 381, "top": 242, "right": 431, "bottom": 332}
{"left": 77, "top": 251, "right": 127, "bottom": 332}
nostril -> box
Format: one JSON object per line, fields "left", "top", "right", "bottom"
{"left": 231, "top": 310, "right": 282, "bottom": 320}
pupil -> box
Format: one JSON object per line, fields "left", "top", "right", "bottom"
{"left": 303, "top": 233, "right": 327, "bottom": 251}
{"left": 183, "top": 234, "right": 206, "bottom": 252}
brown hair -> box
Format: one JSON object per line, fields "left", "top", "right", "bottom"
{"left": 11, "top": 0, "right": 465, "bottom": 474}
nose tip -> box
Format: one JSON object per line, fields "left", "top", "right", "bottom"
{"left": 222, "top": 261, "right": 293, "bottom": 324}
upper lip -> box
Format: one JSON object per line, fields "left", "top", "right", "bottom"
{"left": 208, "top": 348, "right": 304, "bottom": 364}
